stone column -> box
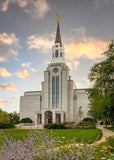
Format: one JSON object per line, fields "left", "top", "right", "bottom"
{"left": 35, "top": 114, "right": 37, "bottom": 126}
{"left": 42, "top": 112, "right": 45, "bottom": 125}
{"left": 61, "top": 112, "right": 63, "bottom": 123}
{"left": 53, "top": 112, "right": 55, "bottom": 123}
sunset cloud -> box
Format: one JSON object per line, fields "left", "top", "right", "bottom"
{"left": 36, "top": 84, "right": 41, "bottom": 90}
{"left": 64, "top": 27, "right": 109, "bottom": 60}
{"left": 27, "top": 28, "right": 108, "bottom": 61}
{"left": 84, "top": 77, "right": 90, "bottom": 83}
{"left": 25, "top": 0, "right": 50, "bottom": 19}
{"left": 76, "top": 82, "right": 81, "bottom": 87}
{"left": 74, "top": 60, "right": 80, "bottom": 70}
{"left": 21, "top": 62, "right": 39, "bottom": 75}
{"left": 0, "top": 32, "right": 19, "bottom": 62}
{"left": 1, "top": 0, "right": 50, "bottom": 19}
{"left": 66, "top": 60, "right": 80, "bottom": 71}
{"left": 30, "top": 68, "right": 40, "bottom": 74}
{"left": 0, "top": 68, "right": 12, "bottom": 78}
{"left": 0, "top": 33, "right": 19, "bottom": 46}
{"left": 27, "top": 34, "right": 53, "bottom": 53}
{"left": 65, "top": 38, "right": 108, "bottom": 60}
{"left": 0, "top": 83, "right": 17, "bottom": 92}
{"left": 0, "top": 99, "right": 8, "bottom": 108}
{"left": 16, "top": 70, "right": 30, "bottom": 80}
{"left": 0, "top": 57, "right": 7, "bottom": 62}
{"left": 11, "top": 97, "right": 20, "bottom": 101}
{"left": 21, "top": 62, "right": 31, "bottom": 68}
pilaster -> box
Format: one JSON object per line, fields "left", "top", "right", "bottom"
{"left": 53, "top": 111, "right": 56, "bottom": 123}
{"left": 42, "top": 112, "right": 45, "bottom": 125}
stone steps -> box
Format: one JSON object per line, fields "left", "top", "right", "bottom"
{"left": 22, "top": 124, "right": 44, "bottom": 129}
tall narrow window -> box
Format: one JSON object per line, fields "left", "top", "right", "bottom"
{"left": 52, "top": 77, "right": 55, "bottom": 107}
{"left": 37, "top": 114, "right": 42, "bottom": 124}
{"left": 55, "top": 50, "right": 58, "bottom": 57}
{"left": 56, "top": 76, "right": 59, "bottom": 107}
{"left": 60, "top": 52, "right": 62, "bottom": 57}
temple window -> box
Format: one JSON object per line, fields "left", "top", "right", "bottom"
{"left": 60, "top": 52, "right": 62, "bottom": 57}
{"left": 55, "top": 50, "right": 58, "bottom": 57}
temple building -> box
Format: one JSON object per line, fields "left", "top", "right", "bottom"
{"left": 20, "top": 17, "right": 89, "bottom": 126}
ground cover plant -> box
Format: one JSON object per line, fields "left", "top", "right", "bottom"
{"left": 93, "top": 136, "right": 114, "bottom": 159}
{"left": 0, "top": 129, "right": 113, "bottom": 160}
{"left": 105, "top": 126, "right": 114, "bottom": 132}
{"left": 44, "top": 123, "right": 66, "bottom": 129}
{"left": 0, "top": 128, "right": 102, "bottom": 146}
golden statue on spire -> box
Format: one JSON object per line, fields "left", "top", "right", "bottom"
{"left": 56, "top": 14, "right": 60, "bottom": 24}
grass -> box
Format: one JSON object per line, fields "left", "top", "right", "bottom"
{"left": 105, "top": 126, "right": 114, "bottom": 132}
{"left": 93, "top": 137, "right": 114, "bottom": 159}
{"left": 0, "top": 128, "right": 114, "bottom": 159}
{"left": 0, "top": 128, "right": 102, "bottom": 146}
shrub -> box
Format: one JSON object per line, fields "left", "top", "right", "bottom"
{"left": 77, "top": 121, "right": 96, "bottom": 128}
{"left": 0, "top": 122, "right": 14, "bottom": 129}
{"left": 44, "top": 123, "right": 66, "bottom": 129}
{"left": 82, "top": 117, "right": 95, "bottom": 122}
{"left": 20, "top": 118, "right": 33, "bottom": 123}
{"left": 64, "top": 121, "right": 76, "bottom": 124}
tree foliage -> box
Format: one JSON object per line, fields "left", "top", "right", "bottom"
{"left": 20, "top": 118, "right": 33, "bottom": 123}
{"left": 86, "top": 41, "right": 114, "bottom": 123}
{"left": 9, "top": 111, "right": 19, "bottom": 124}
{"left": 78, "top": 106, "right": 84, "bottom": 121}
{"left": 0, "top": 109, "right": 19, "bottom": 128}
{"left": 0, "top": 109, "right": 10, "bottom": 123}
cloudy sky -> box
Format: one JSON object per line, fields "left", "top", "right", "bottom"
{"left": 0, "top": 0, "right": 114, "bottom": 113}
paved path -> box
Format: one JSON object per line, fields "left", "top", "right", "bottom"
{"left": 93, "top": 127, "right": 114, "bottom": 145}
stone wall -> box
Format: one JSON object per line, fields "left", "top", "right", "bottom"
{"left": 20, "top": 91, "right": 42, "bottom": 122}
{"left": 74, "top": 89, "right": 89, "bottom": 122}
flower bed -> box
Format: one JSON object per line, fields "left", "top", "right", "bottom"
{"left": 0, "top": 129, "right": 113, "bottom": 159}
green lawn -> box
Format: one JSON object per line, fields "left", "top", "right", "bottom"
{"left": 1, "top": 129, "right": 113, "bottom": 159}
{"left": 0, "top": 128, "right": 102, "bottom": 146}
{"left": 105, "top": 127, "right": 114, "bottom": 132}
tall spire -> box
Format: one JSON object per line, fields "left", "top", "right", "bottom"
{"left": 51, "top": 15, "right": 64, "bottom": 63}
{"left": 55, "top": 15, "right": 62, "bottom": 46}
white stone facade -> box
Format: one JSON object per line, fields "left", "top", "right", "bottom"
{"left": 20, "top": 20, "right": 89, "bottom": 125}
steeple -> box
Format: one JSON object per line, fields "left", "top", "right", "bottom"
{"left": 51, "top": 15, "right": 64, "bottom": 63}
{"left": 55, "top": 23, "right": 62, "bottom": 46}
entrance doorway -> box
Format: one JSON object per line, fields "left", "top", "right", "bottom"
{"left": 45, "top": 111, "right": 53, "bottom": 124}
{"left": 56, "top": 114, "right": 61, "bottom": 123}
{"left": 37, "top": 114, "right": 42, "bottom": 124}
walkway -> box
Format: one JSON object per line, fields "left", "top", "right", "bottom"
{"left": 93, "top": 127, "right": 114, "bottom": 145}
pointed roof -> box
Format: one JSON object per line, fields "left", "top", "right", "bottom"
{"left": 55, "top": 23, "right": 62, "bottom": 46}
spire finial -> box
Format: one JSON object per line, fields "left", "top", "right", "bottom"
{"left": 56, "top": 14, "right": 60, "bottom": 24}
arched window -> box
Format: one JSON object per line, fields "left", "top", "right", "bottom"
{"left": 60, "top": 52, "right": 62, "bottom": 57}
{"left": 55, "top": 50, "right": 58, "bottom": 57}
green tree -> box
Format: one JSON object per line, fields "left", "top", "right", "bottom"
{"left": 0, "top": 109, "right": 10, "bottom": 123}
{"left": 9, "top": 111, "right": 19, "bottom": 124}
{"left": 20, "top": 118, "right": 33, "bottom": 123}
{"left": 86, "top": 40, "right": 114, "bottom": 124}
{"left": 78, "top": 106, "right": 84, "bottom": 121}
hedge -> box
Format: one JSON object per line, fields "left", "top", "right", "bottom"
{"left": 0, "top": 122, "right": 15, "bottom": 129}
{"left": 20, "top": 118, "right": 33, "bottom": 123}
{"left": 44, "top": 123, "right": 66, "bottom": 129}
{"left": 77, "top": 121, "right": 96, "bottom": 129}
